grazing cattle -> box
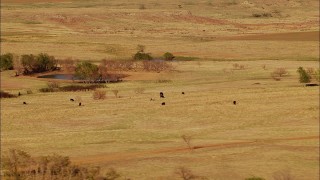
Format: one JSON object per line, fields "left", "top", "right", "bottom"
{"left": 70, "top": 98, "right": 74, "bottom": 101}
{"left": 162, "top": 102, "right": 165, "bottom": 105}
{"left": 150, "top": 98, "right": 155, "bottom": 101}
{"left": 79, "top": 102, "right": 82, "bottom": 106}
{"left": 23, "top": 102, "right": 27, "bottom": 105}
{"left": 160, "top": 92, "right": 165, "bottom": 98}
{"left": 233, "top": 101, "right": 236, "bottom": 105}
{"left": 182, "top": 92, "right": 185, "bottom": 95}
{"left": 18, "top": 92, "right": 21, "bottom": 96}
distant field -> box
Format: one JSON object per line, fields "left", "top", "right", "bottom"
{"left": 1, "top": 0, "right": 319, "bottom": 179}
{"left": 1, "top": 0, "right": 319, "bottom": 60}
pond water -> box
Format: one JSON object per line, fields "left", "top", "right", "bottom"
{"left": 38, "top": 74, "right": 79, "bottom": 80}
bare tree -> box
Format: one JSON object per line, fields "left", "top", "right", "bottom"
{"left": 13, "top": 56, "right": 24, "bottom": 76}
{"left": 112, "top": 90, "right": 119, "bottom": 98}
{"left": 175, "top": 167, "right": 197, "bottom": 180}
{"left": 181, "top": 135, "right": 193, "bottom": 151}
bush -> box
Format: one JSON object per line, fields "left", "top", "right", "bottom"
{"left": 93, "top": 90, "right": 106, "bottom": 100}
{"left": 0, "top": 91, "right": 17, "bottom": 98}
{"left": 0, "top": 53, "right": 14, "bottom": 71}
{"left": 133, "top": 52, "right": 153, "bottom": 60}
{"left": 297, "top": 67, "right": 311, "bottom": 83}
{"left": 273, "top": 68, "right": 288, "bottom": 77}
{"left": 163, "top": 52, "right": 175, "bottom": 61}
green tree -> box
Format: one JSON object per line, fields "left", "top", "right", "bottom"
{"left": 163, "top": 52, "right": 175, "bottom": 61}
{"left": 75, "top": 61, "right": 99, "bottom": 82}
{"left": 20, "top": 53, "right": 57, "bottom": 74}
{"left": 133, "top": 52, "right": 153, "bottom": 60}
{"left": 36, "top": 53, "right": 57, "bottom": 72}
{"left": 0, "top": 53, "right": 14, "bottom": 71}
{"left": 21, "top": 54, "right": 37, "bottom": 74}
{"left": 297, "top": 67, "right": 311, "bottom": 83}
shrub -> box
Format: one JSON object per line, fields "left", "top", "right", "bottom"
{"left": 297, "top": 67, "right": 311, "bottom": 83}
{"left": 272, "top": 68, "right": 288, "bottom": 77}
{"left": 93, "top": 90, "right": 106, "bottom": 100}
{"left": 0, "top": 91, "right": 17, "bottom": 98}
{"left": 0, "top": 53, "right": 14, "bottom": 71}
{"left": 133, "top": 52, "right": 153, "bottom": 60}
{"left": 163, "top": 52, "right": 175, "bottom": 61}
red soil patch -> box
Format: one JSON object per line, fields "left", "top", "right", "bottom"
{"left": 72, "top": 135, "right": 319, "bottom": 165}
{"left": 222, "top": 31, "right": 319, "bottom": 41}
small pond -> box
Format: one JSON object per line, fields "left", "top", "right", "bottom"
{"left": 38, "top": 74, "right": 79, "bottom": 80}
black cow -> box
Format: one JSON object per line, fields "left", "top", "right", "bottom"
{"left": 23, "top": 102, "right": 27, "bottom": 105}
{"left": 233, "top": 101, "right": 236, "bottom": 105}
{"left": 79, "top": 102, "right": 82, "bottom": 106}
{"left": 182, "top": 92, "right": 185, "bottom": 95}
{"left": 18, "top": 92, "right": 21, "bottom": 96}
{"left": 162, "top": 102, "right": 165, "bottom": 105}
{"left": 70, "top": 99, "right": 75, "bottom": 101}
{"left": 160, "top": 92, "right": 165, "bottom": 98}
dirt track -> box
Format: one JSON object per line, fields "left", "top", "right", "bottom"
{"left": 73, "top": 135, "right": 319, "bottom": 165}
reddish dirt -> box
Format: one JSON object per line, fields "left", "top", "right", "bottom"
{"left": 72, "top": 135, "right": 319, "bottom": 165}
{"left": 222, "top": 31, "right": 319, "bottom": 41}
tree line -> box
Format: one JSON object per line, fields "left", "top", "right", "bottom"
{"left": 0, "top": 52, "right": 174, "bottom": 83}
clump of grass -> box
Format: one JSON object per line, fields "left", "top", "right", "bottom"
{"left": 39, "top": 84, "right": 106, "bottom": 93}
{"left": 0, "top": 91, "right": 17, "bottom": 98}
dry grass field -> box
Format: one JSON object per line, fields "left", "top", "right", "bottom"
{"left": 1, "top": 0, "right": 319, "bottom": 179}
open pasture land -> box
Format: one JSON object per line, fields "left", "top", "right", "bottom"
{"left": 1, "top": 0, "right": 319, "bottom": 179}
{"left": 1, "top": 60, "right": 319, "bottom": 179}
